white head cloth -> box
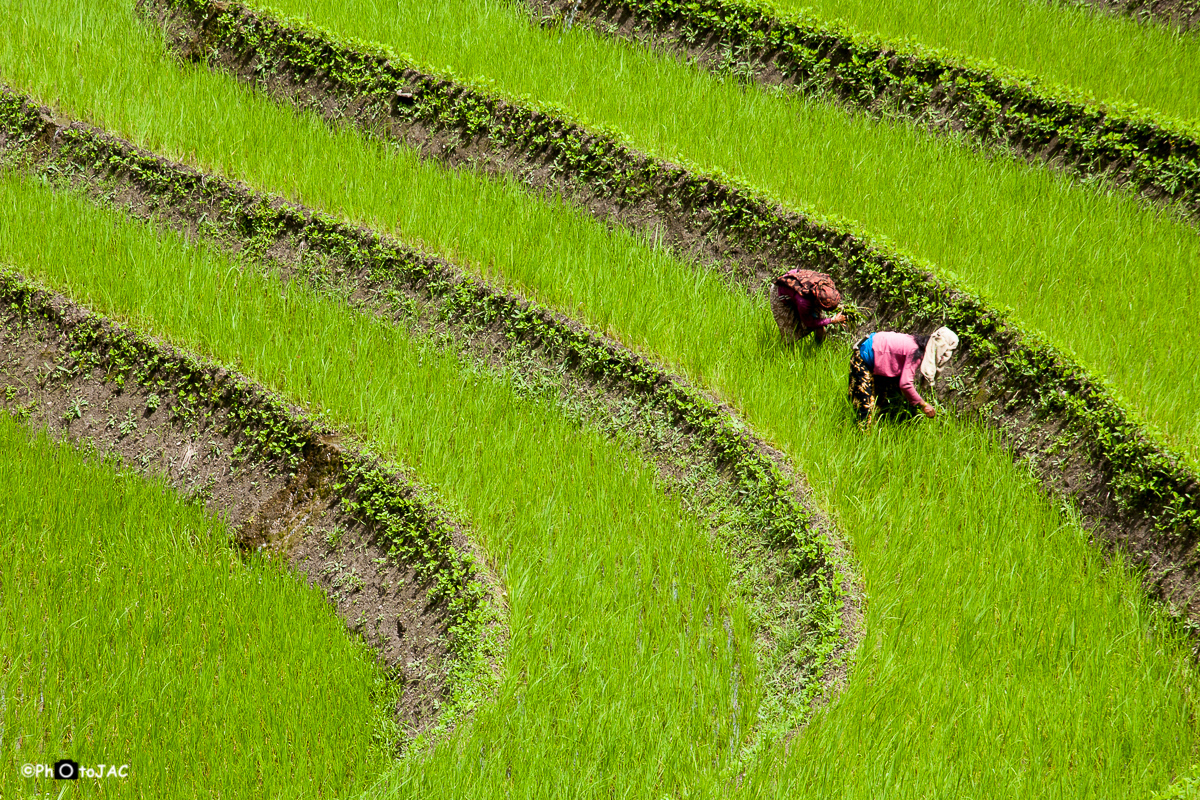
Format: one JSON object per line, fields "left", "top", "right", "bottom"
{"left": 920, "top": 327, "right": 959, "bottom": 386}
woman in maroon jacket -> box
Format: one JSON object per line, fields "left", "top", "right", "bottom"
{"left": 770, "top": 268, "right": 848, "bottom": 344}
{"left": 848, "top": 327, "right": 959, "bottom": 426}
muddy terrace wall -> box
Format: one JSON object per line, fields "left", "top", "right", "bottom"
{"left": 138, "top": 0, "right": 1200, "bottom": 632}
{"left": 526, "top": 0, "right": 1200, "bottom": 223}
{"left": 0, "top": 268, "right": 498, "bottom": 736}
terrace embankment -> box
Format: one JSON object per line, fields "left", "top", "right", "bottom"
{"left": 0, "top": 269, "right": 498, "bottom": 737}
{"left": 135, "top": 0, "right": 1200, "bottom": 634}
{"left": 0, "top": 86, "right": 859, "bottom": 735}
{"left": 524, "top": 0, "right": 1200, "bottom": 223}
{"left": 1075, "top": 0, "right": 1200, "bottom": 31}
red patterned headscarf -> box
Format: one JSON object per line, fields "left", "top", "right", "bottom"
{"left": 776, "top": 269, "right": 841, "bottom": 310}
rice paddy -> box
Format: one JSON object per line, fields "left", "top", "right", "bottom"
{"left": 762, "top": 0, "right": 1200, "bottom": 126}
{"left": 0, "top": 417, "right": 392, "bottom": 797}
{"left": 1, "top": 0, "right": 1197, "bottom": 796}
{"left": 6, "top": 0, "right": 1198, "bottom": 464}
{"left": 0, "top": 173, "right": 761, "bottom": 796}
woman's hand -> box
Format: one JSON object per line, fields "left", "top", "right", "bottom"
{"left": 831, "top": 313, "right": 848, "bottom": 325}
{"left": 921, "top": 402, "right": 937, "bottom": 418}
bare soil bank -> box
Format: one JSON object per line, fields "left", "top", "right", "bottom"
{"left": 1078, "top": 0, "right": 1199, "bottom": 32}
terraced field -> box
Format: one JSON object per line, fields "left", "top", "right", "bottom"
{"left": 579, "top": 0, "right": 1200, "bottom": 119}
{"left": 138, "top": 0, "right": 1200, "bottom": 464}
{"left": 2, "top": 0, "right": 1198, "bottom": 797}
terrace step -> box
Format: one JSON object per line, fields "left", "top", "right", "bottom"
{"left": 130, "top": 0, "right": 1200, "bottom": 634}
{"left": 528, "top": 0, "right": 1200, "bottom": 222}
{"left": 0, "top": 268, "right": 500, "bottom": 738}
{"left": 0, "top": 85, "right": 858, "bottom": 739}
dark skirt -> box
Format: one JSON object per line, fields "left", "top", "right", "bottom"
{"left": 848, "top": 346, "right": 876, "bottom": 426}
{"left": 849, "top": 342, "right": 912, "bottom": 427}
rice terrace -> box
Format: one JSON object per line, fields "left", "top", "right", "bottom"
{"left": 2, "top": 0, "right": 1199, "bottom": 795}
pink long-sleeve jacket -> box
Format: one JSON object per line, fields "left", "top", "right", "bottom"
{"left": 870, "top": 332, "right": 926, "bottom": 407}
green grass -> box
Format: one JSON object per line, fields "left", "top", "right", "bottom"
{"left": 5, "top": 0, "right": 1198, "bottom": 466}
{"left": 256, "top": 0, "right": 1200, "bottom": 464}
{"left": 0, "top": 417, "right": 392, "bottom": 798}
{"left": 763, "top": 0, "right": 1200, "bottom": 126}
{"left": 0, "top": 172, "right": 760, "bottom": 796}
{"left": 3, "top": 0, "right": 1200, "bottom": 794}
{"left": 3, "top": 107, "right": 1199, "bottom": 800}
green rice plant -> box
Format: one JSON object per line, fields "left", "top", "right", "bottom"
{"left": 0, "top": 416, "right": 392, "bottom": 798}
{"left": 756, "top": 0, "right": 1200, "bottom": 125}
{"left": 544, "top": 0, "right": 1200, "bottom": 213}
{"left": 0, "top": 173, "right": 760, "bottom": 796}
{"left": 222, "top": 0, "right": 1200, "bottom": 460}
{"left": 3, "top": 128, "right": 1199, "bottom": 796}
{"left": 272, "top": 0, "right": 1200, "bottom": 464}
{"left": 3, "top": 1, "right": 1199, "bottom": 793}
{"left": 5, "top": 0, "right": 1198, "bottom": 465}
{"left": 0, "top": 89, "right": 850, "bottom": 740}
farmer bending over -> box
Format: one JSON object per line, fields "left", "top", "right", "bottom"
{"left": 770, "top": 268, "right": 848, "bottom": 344}
{"left": 849, "top": 327, "right": 959, "bottom": 426}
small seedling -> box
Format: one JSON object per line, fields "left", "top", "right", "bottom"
{"left": 62, "top": 394, "right": 89, "bottom": 421}
{"left": 324, "top": 524, "right": 347, "bottom": 548}
{"left": 12, "top": 400, "right": 37, "bottom": 422}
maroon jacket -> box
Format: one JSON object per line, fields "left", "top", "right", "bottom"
{"left": 775, "top": 269, "right": 839, "bottom": 330}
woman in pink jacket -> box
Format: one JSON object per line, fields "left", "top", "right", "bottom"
{"left": 848, "top": 327, "right": 959, "bottom": 426}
